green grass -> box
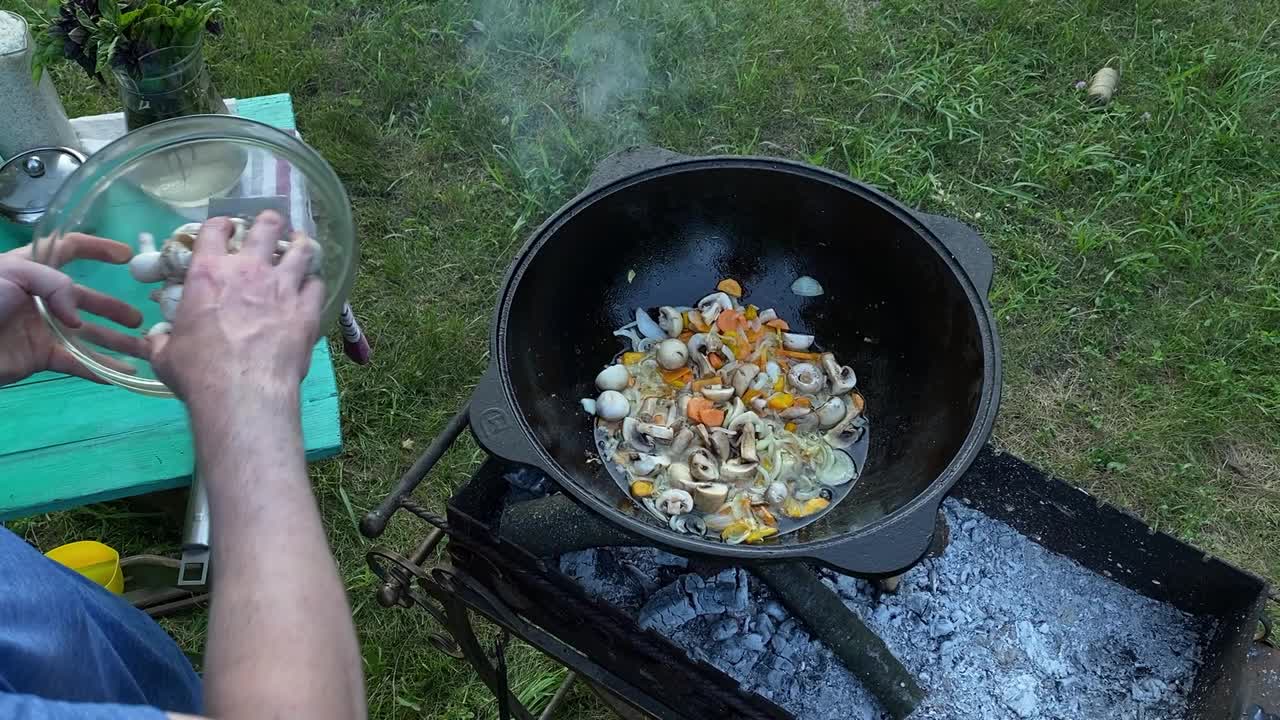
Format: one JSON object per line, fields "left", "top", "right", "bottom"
{"left": 2, "top": 0, "right": 1278, "bottom": 717}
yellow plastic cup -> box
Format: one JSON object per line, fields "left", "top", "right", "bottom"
{"left": 45, "top": 541, "right": 124, "bottom": 594}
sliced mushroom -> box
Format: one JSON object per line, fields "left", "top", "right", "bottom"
{"left": 780, "top": 406, "right": 812, "bottom": 420}
{"left": 622, "top": 417, "right": 655, "bottom": 452}
{"left": 636, "top": 420, "right": 675, "bottom": 441}
{"left": 629, "top": 453, "right": 668, "bottom": 476}
{"left": 782, "top": 332, "right": 815, "bottom": 351}
{"left": 816, "top": 396, "right": 847, "bottom": 429}
{"left": 723, "top": 397, "right": 746, "bottom": 427}
{"left": 731, "top": 363, "right": 760, "bottom": 397}
{"left": 665, "top": 425, "right": 696, "bottom": 453}
{"left": 665, "top": 462, "right": 697, "bottom": 492}
{"left": 727, "top": 410, "right": 761, "bottom": 433}
{"left": 787, "top": 362, "right": 825, "bottom": 394}
{"left": 697, "top": 292, "right": 733, "bottom": 325}
{"left": 739, "top": 421, "right": 758, "bottom": 463}
{"left": 757, "top": 308, "right": 778, "bottom": 323}
{"left": 750, "top": 397, "right": 767, "bottom": 412}
{"left": 657, "top": 306, "right": 684, "bottom": 337}
{"left": 596, "top": 391, "right": 630, "bottom": 421}
{"left": 821, "top": 352, "right": 857, "bottom": 394}
{"left": 825, "top": 402, "right": 867, "bottom": 449}
{"left": 721, "top": 458, "right": 759, "bottom": 483}
{"left": 689, "top": 449, "right": 720, "bottom": 481}
{"left": 709, "top": 428, "right": 736, "bottom": 461}
{"left": 700, "top": 385, "right": 735, "bottom": 403}
{"left": 693, "top": 482, "right": 730, "bottom": 513}
{"left": 656, "top": 338, "right": 690, "bottom": 370}
{"left": 595, "top": 364, "right": 630, "bottom": 391}
{"left": 655, "top": 489, "right": 694, "bottom": 516}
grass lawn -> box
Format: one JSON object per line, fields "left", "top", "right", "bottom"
{"left": 3, "top": 0, "right": 1278, "bottom": 717}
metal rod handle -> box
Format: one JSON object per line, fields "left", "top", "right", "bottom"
{"left": 178, "top": 470, "right": 211, "bottom": 587}
{"left": 360, "top": 402, "right": 472, "bottom": 538}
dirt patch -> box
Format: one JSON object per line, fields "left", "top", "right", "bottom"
{"left": 827, "top": 0, "right": 879, "bottom": 32}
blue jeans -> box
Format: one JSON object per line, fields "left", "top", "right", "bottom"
{"left": 0, "top": 527, "right": 202, "bottom": 719}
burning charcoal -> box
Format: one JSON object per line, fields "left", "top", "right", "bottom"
{"left": 503, "top": 467, "right": 551, "bottom": 500}
{"left": 637, "top": 578, "right": 699, "bottom": 632}
{"left": 905, "top": 593, "right": 930, "bottom": 617}
{"left": 763, "top": 600, "right": 787, "bottom": 623}
{"left": 1131, "top": 677, "right": 1168, "bottom": 703}
{"left": 711, "top": 617, "right": 739, "bottom": 641}
{"left": 742, "top": 633, "right": 766, "bottom": 652}
{"left": 1000, "top": 674, "right": 1040, "bottom": 718}
{"left": 928, "top": 617, "right": 956, "bottom": 639}
{"left": 753, "top": 612, "right": 775, "bottom": 642}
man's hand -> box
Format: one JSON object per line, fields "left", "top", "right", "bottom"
{"left": 149, "top": 211, "right": 323, "bottom": 412}
{"left": 153, "top": 212, "right": 365, "bottom": 720}
{"left": 0, "top": 235, "right": 146, "bottom": 386}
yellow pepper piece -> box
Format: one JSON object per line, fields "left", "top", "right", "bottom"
{"left": 745, "top": 305, "right": 759, "bottom": 321}
{"left": 742, "top": 388, "right": 763, "bottom": 404}
{"left": 721, "top": 520, "right": 754, "bottom": 542}
{"left": 630, "top": 480, "right": 655, "bottom": 498}
{"left": 745, "top": 527, "right": 779, "bottom": 544}
{"left": 621, "top": 352, "right": 646, "bottom": 365}
{"left": 784, "top": 422, "right": 797, "bottom": 433}
{"left": 782, "top": 497, "right": 830, "bottom": 518}
{"left": 773, "top": 374, "right": 786, "bottom": 392}
{"left": 767, "top": 392, "right": 794, "bottom": 410}
{"left": 717, "top": 278, "right": 744, "bottom": 298}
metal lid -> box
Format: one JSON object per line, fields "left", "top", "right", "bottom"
{"left": 0, "top": 147, "right": 85, "bottom": 225}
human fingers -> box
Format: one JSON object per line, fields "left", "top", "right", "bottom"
{"left": 75, "top": 285, "right": 142, "bottom": 328}
{"left": 298, "top": 276, "right": 326, "bottom": 342}
{"left": 145, "top": 331, "right": 170, "bottom": 366}
{"left": 75, "top": 321, "right": 150, "bottom": 360}
{"left": 45, "top": 346, "right": 113, "bottom": 384}
{"left": 51, "top": 233, "right": 134, "bottom": 267}
{"left": 276, "top": 232, "right": 317, "bottom": 287}
{"left": 194, "top": 217, "right": 233, "bottom": 258}
{"left": 242, "top": 210, "right": 285, "bottom": 261}
{"left": 0, "top": 258, "right": 81, "bottom": 327}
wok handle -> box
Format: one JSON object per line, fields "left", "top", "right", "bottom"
{"left": 806, "top": 498, "right": 942, "bottom": 577}
{"left": 915, "top": 212, "right": 994, "bottom": 296}
{"left": 468, "top": 364, "right": 553, "bottom": 473}
{"left": 584, "top": 146, "right": 693, "bottom": 193}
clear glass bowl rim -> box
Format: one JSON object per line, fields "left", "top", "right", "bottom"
{"left": 31, "top": 113, "right": 357, "bottom": 397}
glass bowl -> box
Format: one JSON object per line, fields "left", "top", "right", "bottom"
{"left": 31, "top": 114, "right": 356, "bottom": 397}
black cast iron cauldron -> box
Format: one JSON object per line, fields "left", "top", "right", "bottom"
{"left": 465, "top": 147, "right": 1001, "bottom": 576}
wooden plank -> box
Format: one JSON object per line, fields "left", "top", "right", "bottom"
{"left": 0, "top": 342, "right": 339, "bottom": 521}
{"left": 0, "top": 94, "right": 342, "bottom": 519}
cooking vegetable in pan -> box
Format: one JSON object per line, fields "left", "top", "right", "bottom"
{"left": 585, "top": 279, "right": 868, "bottom": 544}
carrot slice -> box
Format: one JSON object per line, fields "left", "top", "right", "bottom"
{"left": 779, "top": 349, "right": 822, "bottom": 362}
{"left": 661, "top": 367, "right": 693, "bottom": 386}
{"left": 700, "top": 408, "right": 726, "bottom": 427}
{"left": 677, "top": 330, "right": 694, "bottom": 342}
{"left": 708, "top": 352, "right": 724, "bottom": 370}
{"left": 764, "top": 318, "right": 790, "bottom": 331}
{"left": 686, "top": 396, "right": 713, "bottom": 422}
{"left": 715, "top": 308, "right": 740, "bottom": 333}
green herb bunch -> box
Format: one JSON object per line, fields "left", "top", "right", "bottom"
{"left": 32, "top": 0, "right": 223, "bottom": 81}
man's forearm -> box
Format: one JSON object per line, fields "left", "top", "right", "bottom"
{"left": 192, "top": 388, "right": 365, "bottom": 720}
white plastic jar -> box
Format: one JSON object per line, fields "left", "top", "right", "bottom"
{"left": 0, "top": 10, "right": 80, "bottom": 161}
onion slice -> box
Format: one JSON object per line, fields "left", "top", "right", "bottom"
{"left": 791, "top": 275, "right": 824, "bottom": 297}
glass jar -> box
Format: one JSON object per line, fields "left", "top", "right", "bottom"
{"left": 31, "top": 114, "right": 357, "bottom": 397}
{"left": 113, "top": 40, "right": 228, "bottom": 131}
{"left": 0, "top": 10, "right": 81, "bottom": 160}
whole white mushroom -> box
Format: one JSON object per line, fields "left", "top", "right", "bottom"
{"left": 595, "top": 390, "right": 630, "bottom": 420}
{"left": 595, "top": 364, "right": 630, "bottom": 391}
{"left": 655, "top": 338, "right": 690, "bottom": 370}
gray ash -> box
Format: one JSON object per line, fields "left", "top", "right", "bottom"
{"left": 560, "top": 499, "right": 1211, "bottom": 720}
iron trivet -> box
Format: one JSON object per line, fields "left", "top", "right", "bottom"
{"left": 360, "top": 409, "right": 1278, "bottom": 719}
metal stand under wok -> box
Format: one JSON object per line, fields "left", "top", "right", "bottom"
{"left": 360, "top": 405, "right": 932, "bottom": 720}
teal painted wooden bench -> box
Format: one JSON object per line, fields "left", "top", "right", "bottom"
{"left": 0, "top": 94, "right": 341, "bottom": 520}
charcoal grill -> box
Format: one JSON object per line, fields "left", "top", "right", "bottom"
{"left": 362, "top": 440, "right": 1276, "bottom": 719}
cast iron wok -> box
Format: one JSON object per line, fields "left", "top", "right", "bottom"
{"left": 469, "top": 147, "right": 1001, "bottom": 576}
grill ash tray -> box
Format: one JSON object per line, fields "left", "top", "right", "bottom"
{"left": 446, "top": 447, "right": 1269, "bottom": 720}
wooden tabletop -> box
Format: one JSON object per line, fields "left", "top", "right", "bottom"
{"left": 0, "top": 94, "right": 341, "bottom": 520}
